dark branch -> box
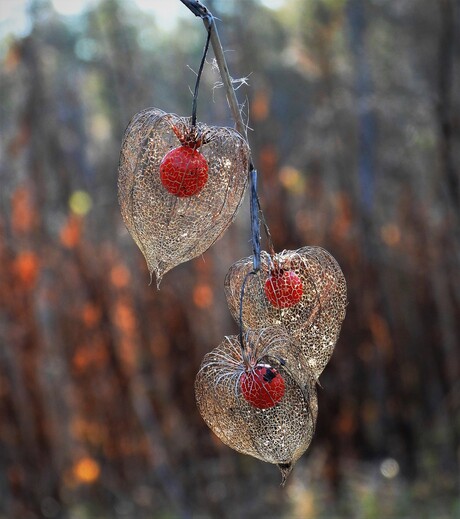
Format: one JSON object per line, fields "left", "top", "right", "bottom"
{"left": 179, "top": 0, "right": 246, "bottom": 139}
{"left": 191, "top": 24, "right": 212, "bottom": 126}
{"left": 180, "top": 0, "right": 275, "bottom": 306}
{"left": 179, "top": 0, "right": 210, "bottom": 20}
{"left": 250, "top": 167, "right": 261, "bottom": 272}
{"left": 239, "top": 270, "right": 255, "bottom": 362}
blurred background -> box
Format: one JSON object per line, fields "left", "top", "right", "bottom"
{"left": 1, "top": 0, "right": 459, "bottom": 517}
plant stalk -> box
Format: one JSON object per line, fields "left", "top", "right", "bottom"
{"left": 179, "top": 0, "right": 248, "bottom": 140}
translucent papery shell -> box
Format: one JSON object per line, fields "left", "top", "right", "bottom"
{"left": 118, "top": 108, "right": 250, "bottom": 286}
{"left": 195, "top": 327, "right": 318, "bottom": 484}
{"left": 224, "top": 247, "right": 347, "bottom": 379}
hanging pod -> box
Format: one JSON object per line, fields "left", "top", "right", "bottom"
{"left": 118, "top": 107, "right": 250, "bottom": 286}
{"left": 224, "top": 246, "right": 347, "bottom": 379}
{"left": 195, "top": 326, "right": 318, "bottom": 484}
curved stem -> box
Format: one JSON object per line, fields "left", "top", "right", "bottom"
{"left": 180, "top": 1, "right": 276, "bottom": 362}
{"left": 250, "top": 166, "right": 261, "bottom": 271}
{"left": 238, "top": 270, "right": 255, "bottom": 363}
{"left": 179, "top": 0, "right": 247, "bottom": 139}
{"left": 191, "top": 24, "right": 212, "bottom": 127}
{"left": 256, "top": 192, "right": 275, "bottom": 257}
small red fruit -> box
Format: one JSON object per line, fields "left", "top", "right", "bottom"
{"left": 160, "top": 146, "right": 208, "bottom": 197}
{"left": 240, "top": 365, "right": 285, "bottom": 409}
{"left": 264, "top": 270, "right": 303, "bottom": 309}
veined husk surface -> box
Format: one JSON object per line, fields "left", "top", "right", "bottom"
{"left": 195, "top": 327, "right": 318, "bottom": 484}
{"left": 224, "top": 247, "right": 347, "bottom": 379}
{"left": 118, "top": 107, "right": 250, "bottom": 286}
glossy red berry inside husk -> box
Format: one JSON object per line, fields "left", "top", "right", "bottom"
{"left": 264, "top": 270, "right": 303, "bottom": 309}
{"left": 160, "top": 146, "right": 208, "bottom": 197}
{"left": 240, "top": 365, "right": 285, "bottom": 409}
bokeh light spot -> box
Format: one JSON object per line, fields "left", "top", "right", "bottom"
{"left": 380, "top": 458, "right": 400, "bottom": 479}
{"left": 73, "top": 456, "right": 100, "bottom": 484}
{"left": 14, "top": 251, "right": 39, "bottom": 285}
{"left": 110, "top": 264, "right": 131, "bottom": 289}
{"left": 52, "top": 0, "right": 94, "bottom": 16}
{"left": 69, "top": 190, "right": 92, "bottom": 216}
{"left": 74, "top": 38, "right": 99, "bottom": 61}
{"left": 381, "top": 223, "right": 401, "bottom": 247}
{"left": 279, "top": 166, "right": 304, "bottom": 193}
{"left": 193, "top": 283, "right": 213, "bottom": 309}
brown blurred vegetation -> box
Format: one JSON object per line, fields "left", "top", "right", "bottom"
{"left": 0, "top": 0, "right": 459, "bottom": 517}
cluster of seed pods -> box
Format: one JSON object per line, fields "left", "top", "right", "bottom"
{"left": 116, "top": 6, "right": 348, "bottom": 484}
{"left": 195, "top": 246, "right": 346, "bottom": 482}
{"left": 117, "top": 104, "right": 345, "bottom": 484}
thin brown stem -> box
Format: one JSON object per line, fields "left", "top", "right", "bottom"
{"left": 179, "top": 0, "right": 248, "bottom": 140}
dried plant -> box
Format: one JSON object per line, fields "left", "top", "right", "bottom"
{"left": 118, "top": 107, "right": 250, "bottom": 286}
{"left": 195, "top": 327, "right": 318, "bottom": 484}
{"left": 224, "top": 247, "right": 347, "bottom": 379}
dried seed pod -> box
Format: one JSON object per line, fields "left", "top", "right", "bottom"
{"left": 224, "top": 247, "right": 347, "bottom": 379}
{"left": 195, "top": 327, "right": 318, "bottom": 484}
{"left": 118, "top": 108, "right": 250, "bottom": 286}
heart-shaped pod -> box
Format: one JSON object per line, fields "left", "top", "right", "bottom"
{"left": 195, "top": 327, "right": 318, "bottom": 484}
{"left": 118, "top": 108, "right": 250, "bottom": 286}
{"left": 224, "top": 247, "right": 347, "bottom": 379}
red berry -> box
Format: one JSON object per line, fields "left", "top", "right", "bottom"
{"left": 264, "top": 270, "right": 303, "bottom": 309}
{"left": 240, "top": 365, "right": 285, "bottom": 409}
{"left": 160, "top": 146, "right": 208, "bottom": 197}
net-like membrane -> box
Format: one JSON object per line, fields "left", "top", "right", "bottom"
{"left": 224, "top": 247, "right": 347, "bottom": 379}
{"left": 195, "top": 327, "right": 318, "bottom": 484}
{"left": 118, "top": 108, "right": 250, "bottom": 286}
